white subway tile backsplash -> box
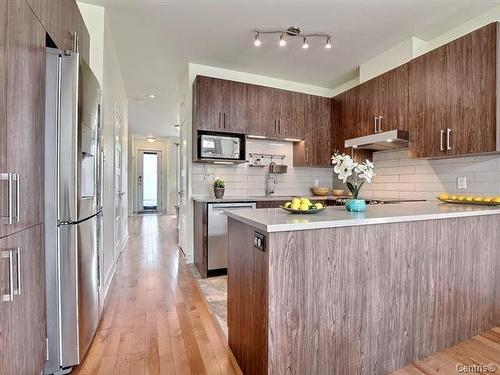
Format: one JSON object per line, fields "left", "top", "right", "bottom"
{"left": 365, "top": 150, "right": 500, "bottom": 199}
{"left": 191, "top": 139, "right": 333, "bottom": 199}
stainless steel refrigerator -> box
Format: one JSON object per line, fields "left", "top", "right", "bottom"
{"left": 44, "top": 48, "right": 103, "bottom": 375}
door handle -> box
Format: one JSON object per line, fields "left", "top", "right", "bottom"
{"left": 446, "top": 128, "right": 452, "bottom": 151}
{"left": 2, "top": 250, "right": 14, "bottom": 302}
{"left": 374, "top": 117, "right": 378, "bottom": 133}
{"left": 278, "top": 119, "right": 281, "bottom": 134}
{"left": 378, "top": 116, "right": 383, "bottom": 132}
{"left": 440, "top": 129, "right": 445, "bottom": 151}
{"left": 14, "top": 247, "right": 21, "bottom": 296}
{"left": 1, "top": 173, "right": 12, "bottom": 224}
{"left": 274, "top": 119, "right": 277, "bottom": 133}
{"left": 218, "top": 112, "right": 221, "bottom": 128}
{"left": 223, "top": 113, "right": 226, "bottom": 129}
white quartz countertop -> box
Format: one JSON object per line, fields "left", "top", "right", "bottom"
{"left": 223, "top": 202, "right": 500, "bottom": 232}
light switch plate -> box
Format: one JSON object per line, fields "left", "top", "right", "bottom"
{"left": 457, "top": 176, "right": 467, "bottom": 190}
{"left": 314, "top": 179, "right": 319, "bottom": 187}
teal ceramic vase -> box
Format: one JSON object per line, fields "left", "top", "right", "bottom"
{"left": 345, "top": 199, "right": 366, "bottom": 212}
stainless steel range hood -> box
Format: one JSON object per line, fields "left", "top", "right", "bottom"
{"left": 345, "top": 130, "right": 409, "bottom": 151}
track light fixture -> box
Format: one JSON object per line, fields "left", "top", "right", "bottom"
{"left": 253, "top": 26, "right": 332, "bottom": 50}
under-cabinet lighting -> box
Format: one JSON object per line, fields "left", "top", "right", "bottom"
{"left": 145, "top": 137, "right": 156, "bottom": 143}
{"left": 284, "top": 138, "right": 302, "bottom": 142}
{"left": 352, "top": 145, "right": 358, "bottom": 148}
{"left": 247, "top": 135, "right": 267, "bottom": 139}
{"left": 213, "top": 161, "right": 234, "bottom": 165}
{"left": 387, "top": 139, "right": 393, "bottom": 143}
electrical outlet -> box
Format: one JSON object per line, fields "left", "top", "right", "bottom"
{"left": 457, "top": 176, "right": 467, "bottom": 190}
{"left": 314, "top": 179, "right": 319, "bottom": 187}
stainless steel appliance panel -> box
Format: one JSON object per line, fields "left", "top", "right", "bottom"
{"left": 76, "top": 215, "right": 100, "bottom": 362}
{"left": 44, "top": 49, "right": 62, "bottom": 374}
{"left": 58, "top": 222, "right": 79, "bottom": 366}
{"left": 58, "top": 52, "right": 79, "bottom": 224}
{"left": 207, "top": 203, "right": 256, "bottom": 270}
{"left": 77, "top": 58, "right": 100, "bottom": 220}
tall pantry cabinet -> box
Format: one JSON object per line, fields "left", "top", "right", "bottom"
{"left": 1, "top": 0, "right": 90, "bottom": 374}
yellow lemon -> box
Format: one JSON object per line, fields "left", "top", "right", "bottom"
{"left": 457, "top": 196, "right": 465, "bottom": 201}
{"left": 473, "top": 196, "right": 483, "bottom": 202}
{"left": 450, "top": 195, "right": 458, "bottom": 200}
{"left": 290, "top": 203, "right": 300, "bottom": 210}
{"left": 494, "top": 197, "right": 500, "bottom": 203}
{"left": 483, "top": 197, "right": 493, "bottom": 203}
{"left": 299, "top": 204, "right": 310, "bottom": 211}
{"left": 291, "top": 198, "right": 300, "bottom": 205}
{"left": 315, "top": 203, "right": 323, "bottom": 209}
{"left": 438, "top": 193, "right": 449, "bottom": 200}
{"left": 284, "top": 202, "right": 292, "bottom": 208}
{"left": 465, "top": 196, "right": 474, "bottom": 202}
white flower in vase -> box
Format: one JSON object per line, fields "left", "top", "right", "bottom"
{"left": 331, "top": 153, "right": 375, "bottom": 198}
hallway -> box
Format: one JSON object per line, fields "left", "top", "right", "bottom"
{"left": 73, "top": 215, "right": 241, "bottom": 375}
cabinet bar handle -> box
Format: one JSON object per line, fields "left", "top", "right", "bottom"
{"left": 73, "top": 31, "right": 79, "bottom": 53}
{"left": 2, "top": 250, "right": 14, "bottom": 302}
{"left": 15, "top": 174, "right": 20, "bottom": 223}
{"left": 446, "top": 128, "right": 452, "bottom": 151}
{"left": 378, "top": 116, "right": 383, "bottom": 132}
{"left": 218, "top": 112, "right": 221, "bottom": 128}
{"left": 440, "top": 129, "right": 445, "bottom": 151}
{"left": 274, "top": 119, "right": 277, "bottom": 133}
{"left": 14, "top": 247, "right": 21, "bottom": 296}
{"left": 8, "top": 173, "right": 13, "bottom": 225}
{"left": 223, "top": 113, "right": 226, "bottom": 128}
{"left": 278, "top": 119, "right": 281, "bottom": 134}
{"left": 374, "top": 117, "right": 378, "bottom": 133}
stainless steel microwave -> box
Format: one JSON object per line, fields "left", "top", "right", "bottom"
{"left": 198, "top": 133, "right": 245, "bottom": 161}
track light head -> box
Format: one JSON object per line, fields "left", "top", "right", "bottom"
{"left": 279, "top": 33, "right": 286, "bottom": 47}
{"left": 302, "top": 37, "right": 309, "bottom": 49}
{"left": 325, "top": 36, "right": 332, "bottom": 49}
{"left": 254, "top": 33, "right": 261, "bottom": 47}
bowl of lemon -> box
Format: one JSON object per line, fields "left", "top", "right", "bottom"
{"left": 281, "top": 197, "right": 326, "bottom": 214}
{"left": 437, "top": 193, "right": 500, "bottom": 206}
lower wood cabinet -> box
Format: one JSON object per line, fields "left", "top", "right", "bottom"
{"left": 0, "top": 225, "right": 46, "bottom": 375}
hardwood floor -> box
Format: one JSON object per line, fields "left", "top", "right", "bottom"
{"left": 72, "top": 215, "right": 241, "bottom": 375}
{"left": 392, "top": 327, "right": 500, "bottom": 375}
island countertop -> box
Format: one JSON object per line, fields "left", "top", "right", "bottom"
{"left": 224, "top": 201, "right": 500, "bottom": 232}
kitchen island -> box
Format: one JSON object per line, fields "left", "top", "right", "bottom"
{"left": 225, "top": 202, "right": 500, "bottom": 375}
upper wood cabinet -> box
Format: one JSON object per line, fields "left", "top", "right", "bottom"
{"left": 1, "top": 0, "right": 45, "bottom": 238}
{"left": 409, "top": 22, "right": 498, "bottom": 158}
{"left": 408, "top": 46, "right": 448, "bottom": 158}
{"left": 293, "top": 95, "right": 332, "bottom": 167}
{"left": 193, "top": 75, "right": 247, "bottom": 134}
{"left": 0, "top": 2, "right": 7, "bottom": 235}
{"left": 25, "top": 0, "right": 90, "bottom": 63}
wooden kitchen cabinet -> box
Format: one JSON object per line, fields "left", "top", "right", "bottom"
{"left": 25, "top": 0, "right": 90, "bottom": 63}
{"left": 409, "top": 22, "right": 497, "bottom": 158}
{"left": 0, "top": 225, "right": 46, "bottom": 375}
{"left": 194, "top": 75, "right": 247, "bottom": 133}
{"left": 445, "top": 22, "right": 497, "bottom": 156}
{"left": 294, "top": 95, "right": 333, "bottom": 167}
{"left": 0, "top": 0, "right": 45, "bottom": 239}
{"left": 408, "top": 46, "right": 448, "bottom": 158}
{"left": 376, "top": 64, "right": 409, "bottom": 132}
{"left": 278, "top": 90, "right": 306, "bottom": 140}
{"left": 0, "top": 1, "right": 7, "bottom": 236}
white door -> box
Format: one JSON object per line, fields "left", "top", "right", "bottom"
{"left": 114, "top": 107, "right": 125, "bottom": 255}
{"left": 136, "top": 150, "right": 162, "bottom": 212}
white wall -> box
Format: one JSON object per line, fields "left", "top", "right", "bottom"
{"left": 78, "top": 2, "right": 129, "bottom": 299}
{"left": 129, "top": 136, "right": 179, "bottom": 214}
{"left": 179, "top": 63, "right": 334, "bottom": 262}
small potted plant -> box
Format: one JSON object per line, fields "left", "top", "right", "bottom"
{"left": 331, "top": 152, "right": 375, "bottom": 212}
{"left": 213, "top": 177, "right": 225, "bottom": 199}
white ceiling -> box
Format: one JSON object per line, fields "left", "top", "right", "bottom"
{"left": 80, "top": 0, "right": 500, "bottom": 138}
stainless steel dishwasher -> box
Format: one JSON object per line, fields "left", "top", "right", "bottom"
{"left": 207, "top": 202, "right": 256, "bottom": 275}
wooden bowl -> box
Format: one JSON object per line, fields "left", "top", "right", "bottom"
{"left": 332, "top": 189, "right": 345, "bottom": 197}
{"left": 311, "top": 187, "right": 330, "bottom": 196}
